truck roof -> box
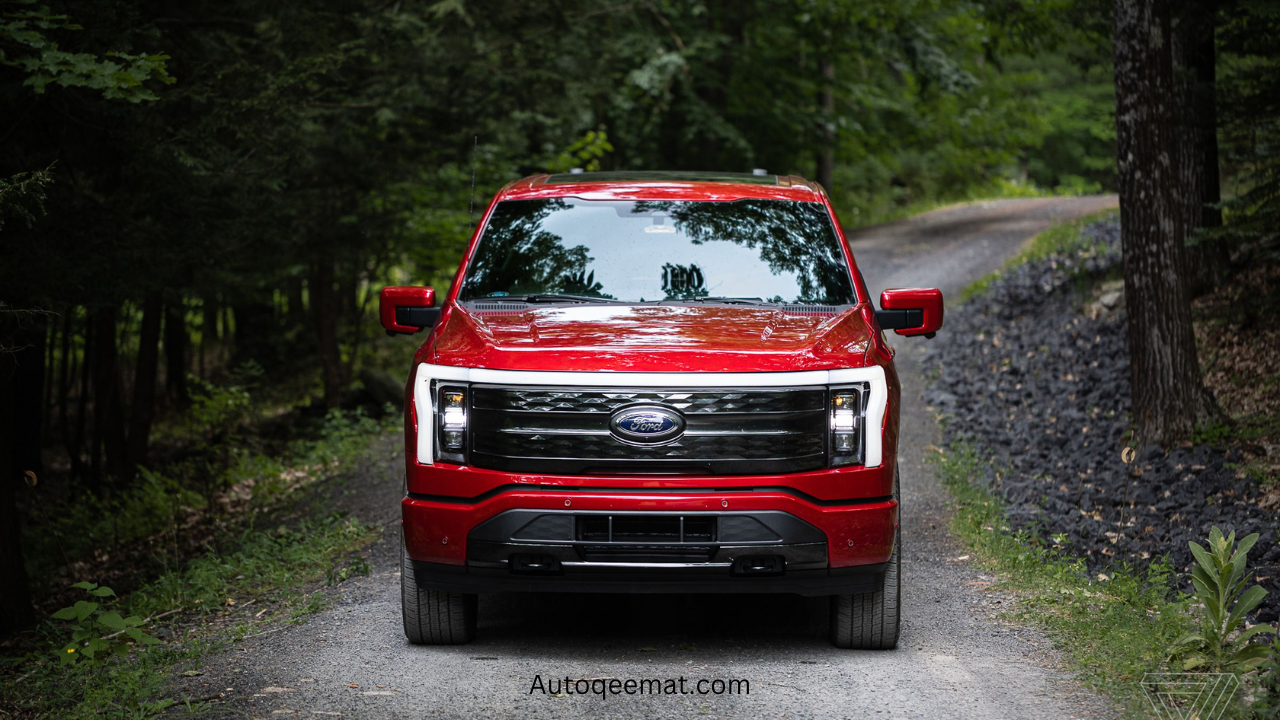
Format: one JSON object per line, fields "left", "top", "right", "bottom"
{"left": 497, "top": 170, "right": 828, "bottom": 203}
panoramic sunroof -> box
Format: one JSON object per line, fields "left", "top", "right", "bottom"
{"left": 544, "top": 170, "right": 780, "bottom": 185}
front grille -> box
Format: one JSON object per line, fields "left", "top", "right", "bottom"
{"left": 469, "top": 386, "right": 826, "bottom": 475}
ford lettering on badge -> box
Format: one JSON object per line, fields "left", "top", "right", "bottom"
{"left": 609, "top": 405, "right": 686, "bottom": 444}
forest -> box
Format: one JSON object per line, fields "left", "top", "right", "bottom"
{"left": 1, "top": 0, "right": 1279, "bottom": 716}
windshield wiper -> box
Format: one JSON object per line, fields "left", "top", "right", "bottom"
{"left": 480, "top": 294, "right": 629, "bottom": 304}
{"left": 676, "top": 296, "right": 774, "bottom": 306}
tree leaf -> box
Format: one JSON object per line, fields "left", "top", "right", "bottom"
{"left": 91, "top": 586, "right": 117, "bottom": 598}
{"left": 72, "top": 601, "right": 98, "bottom": 621}
{"left": 51, "top": 606, "right": 80, "bottom": 620}
{"left": 97, "top": 610, "right": 126, "bottom": 632}
{"left": 1231, "top": 644, "right": 1273, "bottom": 668}
{"left": 1227, "top": 586, "right": 1269, "bottom": 631}
{"left": 71, "top": 581, "right": 97, "bottom": 591}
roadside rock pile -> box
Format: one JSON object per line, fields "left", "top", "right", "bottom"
{"left": 924, "top": 218, "right": 1280, "bottom": 620}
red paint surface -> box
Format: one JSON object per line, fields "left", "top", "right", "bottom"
{"left": 403, "top": 491, "right": 898, "bottom": 568}
{"left": 380, "top": 286, "right": 436, "bottom": 334}
{"left": 427, "top": 304, "right": 875, "bottom": 372}
{"left": 406, "top": 456, "right": 897, "bottom": 503}
{"left": 880, "top": 287, "right": 945, "bottom": 337}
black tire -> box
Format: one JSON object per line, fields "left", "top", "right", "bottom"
{"left": 401, "top": 545, "right": 477, "bottom": 645}
{"left": 830, "top": 472, "right": 901, "bottom": 649}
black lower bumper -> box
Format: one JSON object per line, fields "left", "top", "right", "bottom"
{"left": 410, "top": 560, "right": 889, "bottom": 596}
{"left": 409, "top": 508, "right": 887, "bottom": 596}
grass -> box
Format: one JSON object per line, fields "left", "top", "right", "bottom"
{"left": 959, "top": 207, "right": 1120, "bottom": 302}
{"left": 930, "top": 443, "right": 1205, "bottom": 717}
{"left": 2, "top": 405, "right": 394, "bottom": 718}
{"left": 2, "top": 514, "right": 377, "bottom": 718}
{"left": 839, "top": 176, "right": 1074, "bottom": 229}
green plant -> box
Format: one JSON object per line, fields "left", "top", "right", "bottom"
{"left": 1251, "top": 638, "right": 1280, "bottom": 719}
{"left": 931, "top": 442, "right": 1196, "bottom": 713}
{"left": 327, "top": 555, "right": 371, "bottom": 586}
{"left": 52, "top": 583, "right": 160, "bottom": 664}
{"left": 1169, "top": 527, "right": 1277, "bottom": 671}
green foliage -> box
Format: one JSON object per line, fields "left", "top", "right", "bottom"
{"left": 185, "top": 374, "right": 253, "bottom": 438}
{"left": 52, "top": 583, "right": 159, "bottom": 665}
{"left": 1252, "top": 639, "right": 1280, "bottom": 719}
{"left": 5, "top": 513, "right": 375, "bottom": 718}
{"left": 0, "top": 168, "right": 51, "bottom": 231}
{"left": 931, "top": 443, "right": 1196, "bottom": 713}
{"left": 0, "top": 0, "right": 172, "bottom": 101}
{"left": 1168, "top": 527, "right": 1277, "bottom": 672}
{"left": 1216, "top": 2, "right": 1280, "bottom": 252}
{"left": 24, "top": 468, "right": 207, "bottom": 576}
{"left": 960, "top": 208, "right": 1118, "bottom": 301}
{"left": 129, "top": 514, "right": 374, "bottom": 619}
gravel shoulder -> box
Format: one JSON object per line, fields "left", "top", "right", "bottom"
{"left": 178, "top": 196, "right": 1121, "bottom": 719}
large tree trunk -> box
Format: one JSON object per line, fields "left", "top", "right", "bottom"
{"left": 1172, "top": 2, "right": 1229, "bottom": 295}
{"left": 0, "top": 313, "right": 41, "bottom": 635}
{"left": 815, "top": 54, "right": 835, "bottom": 192}
{"left": 126, "top": 293, "right": 163, "bottom": 479}
{"left": 313, "top": 257, "right": 343, "bottom": 409}
{"left": 1113, "top": 0, "right": 1221, "bottom": 448}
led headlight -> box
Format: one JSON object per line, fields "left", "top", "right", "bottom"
{"left": 830, "top": 384, "right": 868, "bottom": 467}
{"left": 435, "top": 383, "right": 468, "bottom": 464}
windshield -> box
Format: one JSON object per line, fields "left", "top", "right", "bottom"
{"left": 457, "top": 198, "right": 858, "bottom": 305}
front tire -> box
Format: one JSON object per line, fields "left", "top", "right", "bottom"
{"left": 401, "top": 545, "right": 477, "bottom": 645}
{"left": 830, "top": 470, "right": 901, "bottom": 649}
{"left": 829, "top": 529, "right": 900, "bottom": 649}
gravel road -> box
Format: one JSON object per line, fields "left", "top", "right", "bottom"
{"left": 181, "top": 196, "right": 1121, "bottom": 719}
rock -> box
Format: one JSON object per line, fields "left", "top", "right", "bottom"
{"left": 923, "top": 216, "right": 1279, "bottom": 622}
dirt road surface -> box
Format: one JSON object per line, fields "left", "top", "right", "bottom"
{"left": 183, "top": 195, "right": 1121, "bottom": 719}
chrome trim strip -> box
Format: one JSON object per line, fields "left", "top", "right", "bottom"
{"left": 559, "top": 561, "right": 735, "bottom": 569}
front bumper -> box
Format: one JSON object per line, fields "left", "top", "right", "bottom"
{"left": 402, "top": 488, "right": 897, "bottom": 595}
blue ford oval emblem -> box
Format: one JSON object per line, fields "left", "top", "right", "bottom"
{"left": 609, "top": 405, "right": 685, "bottom": 445}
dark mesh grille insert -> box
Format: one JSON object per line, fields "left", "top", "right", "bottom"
{"left": 469, "top": 386, "right": 826, "bottom": 475}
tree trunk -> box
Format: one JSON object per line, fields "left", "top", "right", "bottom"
{"left": 126, "top": 293, "right": 163, "bottom": 479}
{"left": 75, "top": 314, "right": 93, "bottom": 484}
{"left": 0, "top": 326, "right": 36, "bottom": 636}
{"left": 58, "top": 309, "right": 85, "bottom": 480}
{"left": 164, "top": 297, "right": 187, "bottom": 407}
{"left": 12, "top": 314, "right": 47, "bottom": 480}
{"left": 815, "top": 54, "right": 835, "bottom": 192}
{"left": 287, "top": 276, "right": 307, "bottom": 331}
{"left": 200, "top": 292, "right": 219, "bottom": 378}
{"left": 1172, "top": 2, "right": 1229, "bottom": 295}
{"left": 1112, "top": 0, "right": 1222, "bottom": 449}
{"left": 90, "top": 306, "right": 127, "bottom": 486}
{"left": 231, "top": 291, "right": 276, "bottom": 370}
{"left": 313, "top": 257, "right": 343, "bottom": 409}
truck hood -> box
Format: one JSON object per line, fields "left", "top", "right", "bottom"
{"left": 426, "top": 303, "right": 876, "bottom": 372}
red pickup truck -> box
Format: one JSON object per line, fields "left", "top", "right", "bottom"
{"left": 380, "top": 171, "right": 943, "bottom": 649}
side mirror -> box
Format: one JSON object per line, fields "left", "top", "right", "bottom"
{"left": 876, "top": 288, "right": 944, "bottom": 338}
{"left": 380, "top": 286, "right": 439, "bottom": 335}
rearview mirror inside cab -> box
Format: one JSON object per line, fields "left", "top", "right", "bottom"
{"left": 380, "top": 286, "right": 439, "bottom": 335}
{"left": 876, "top": 288, "right": 944, "bottom": 338}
